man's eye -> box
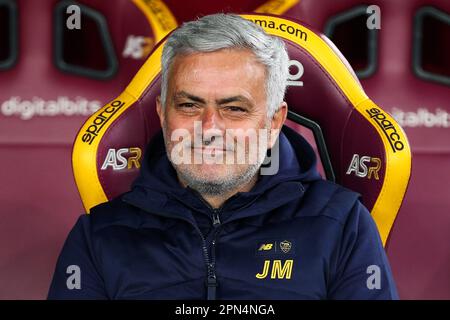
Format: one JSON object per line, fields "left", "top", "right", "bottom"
{"left": 225, "top": 106, "right": 246, "bottom": 113}
{"left": 178, "top": 103, "right": 196, "bottom": 109}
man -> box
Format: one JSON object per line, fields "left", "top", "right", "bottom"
{"left": 48, "top": 14, "right": 398, "bottom": 299}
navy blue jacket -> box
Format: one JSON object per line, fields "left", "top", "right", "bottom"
{"left": 48, "top": 127, "right": 398, "bottom": 299}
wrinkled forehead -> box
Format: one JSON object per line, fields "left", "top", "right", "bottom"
{"left": 167, "top": 49, "right": 267, "bottom": 101}
{"left": 172, "top": 48, "right": 262, "bottom": 74}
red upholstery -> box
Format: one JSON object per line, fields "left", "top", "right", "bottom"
{"left": 295, "top": 0, "right": 450, "bottom": 299}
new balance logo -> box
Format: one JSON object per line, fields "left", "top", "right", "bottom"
{"left": 258, "top": 243, "right": 274, "bottom": 251}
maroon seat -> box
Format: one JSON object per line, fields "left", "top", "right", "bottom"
{"left": 295, "top": 0, "right": 450, "bottom": 299}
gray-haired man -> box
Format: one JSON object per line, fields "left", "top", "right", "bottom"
{"left": 49, "top": 14, "right": 398, "bottom": 300}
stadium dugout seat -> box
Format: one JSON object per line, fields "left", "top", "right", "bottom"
{"left": 0, "top": 0, "right": 303, "bottom": 299}
{"left": 294, "top": 0, "right": 450, "bottom": 299}
{"left": 72, "top": 14, "right": 412, "bottom": 261}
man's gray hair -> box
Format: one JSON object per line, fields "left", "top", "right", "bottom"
{"left": 160, "top": 13, "right": 289, "bottom": 118}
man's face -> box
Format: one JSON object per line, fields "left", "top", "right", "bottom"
{"left": 157, "top": 48, "right": 285, "bottom": 195}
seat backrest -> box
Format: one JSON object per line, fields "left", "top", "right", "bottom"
{"left": 72, "top": 13, "right": 411, "bottom": 245}
{"left": 294, "top": 0, "right": 450, "bottom": 299}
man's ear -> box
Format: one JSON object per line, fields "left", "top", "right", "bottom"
{"left": 156, "top": 96, "right": 164, "bottom": 128}
{"left": 269, "top": 102, "right": 288, "bottom": 148}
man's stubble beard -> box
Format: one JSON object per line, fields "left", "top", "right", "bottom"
{"left": 162, "top": 122, "right": 270, "bottom": 196}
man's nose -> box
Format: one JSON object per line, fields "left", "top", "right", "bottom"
{"left": 201, "top": 107, "right": 223, "bottom": 131}
{"left": 200, "top": 107, "right": 225, "bottom": 146}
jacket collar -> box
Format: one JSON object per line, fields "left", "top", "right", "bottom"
{"left": 117, "top": 126, "right": 321, "bottom": 229}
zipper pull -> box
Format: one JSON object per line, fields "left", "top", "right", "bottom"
{"left": 207, "top": 273, "right": 217, "bottom": 300}
{"left": 212, "top": 210, "right": 221, "bottom": 227}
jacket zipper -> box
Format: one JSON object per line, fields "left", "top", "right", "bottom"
{"left": 187, "top": 189, "right": 224, "bottom": 300}
{"left": 206, "top": 208, "right": 222, "bottom": 300}
{"left": 122, "top": 196, "right": 222, "bottom": 300}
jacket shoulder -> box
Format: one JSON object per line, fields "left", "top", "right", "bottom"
{"left": 87, "top": 193, "right": 142, "bottom": 233}
{"left": 299, "top": 180, "right": 362, "bottom": 226}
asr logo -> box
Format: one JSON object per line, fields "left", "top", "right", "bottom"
{"left": 101, "top": 147, "right": 142, "bottom": 171}
{"left": 346, "top": 154, "right": 382, "bottom": 180}
{"left": 256, "top": 260, "right": 294, "bottom": 280}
